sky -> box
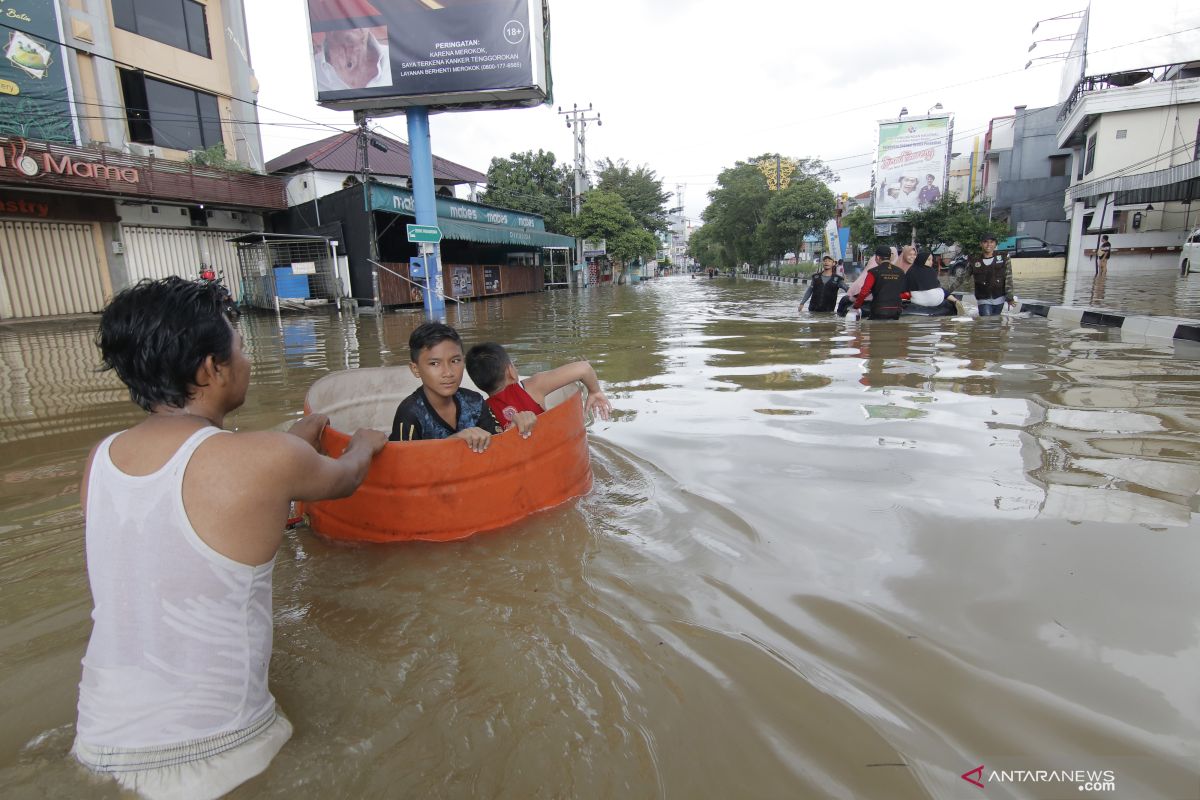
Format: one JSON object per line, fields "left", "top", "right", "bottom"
{"left": 246, "top": 0, "right": 1159, "bottom": 225}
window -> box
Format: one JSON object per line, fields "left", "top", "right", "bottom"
{"left": 1084, "top": 133, "right": 1097, "bottom": 175}
{"left": 1049, "top": 155, "right": 1068, "bottom": 177}
{"left": 1115, "top": 129, "right": 1127, "bottom": 140}
{"left": 112, "top": 0, "right": 210, "bottom": 58}
{"left": 120, "top": 69, "right": 222, "bottom": 152}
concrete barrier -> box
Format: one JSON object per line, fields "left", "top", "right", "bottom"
{"left": 1019, "top": 300, "right": 1200, "bottom": 343}
{"left": 1012, "top": 258, "right": 1065, "bottom": 278}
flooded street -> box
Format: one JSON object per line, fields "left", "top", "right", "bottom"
{"left": 2, "top": 275, "right": 1199, "bottom": 799}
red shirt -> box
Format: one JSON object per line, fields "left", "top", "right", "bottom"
{"left": 487, "top": 383, "right": 544, "bottom": 430}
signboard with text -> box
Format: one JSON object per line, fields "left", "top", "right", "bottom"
{"left": 306, "top": 0, "right": 550, "bottom": 112}
{"left": 874, "top": 115, "right": 953, "bottom": 220}
{"left": 0, "top": 0, "right": 76, "bottom": 143}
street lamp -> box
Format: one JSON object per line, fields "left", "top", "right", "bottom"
{"left": 926, "top": 102, "right": 943, "bottom": 115}
{"left": 898, "top": 107, "right": 908, "bottom": 119}
{"left": 1031, "top": 11, "right": 1084, "bottom": 35}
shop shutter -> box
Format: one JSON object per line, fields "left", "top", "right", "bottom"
{"left": 0, "top": 220, "right": 107, "bottom": 319}
{"left": 123, "top": 226, "right": 243, "bottom": 301}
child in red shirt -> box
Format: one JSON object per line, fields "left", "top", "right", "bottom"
{"left": 465, "top": 342, "right": 612, "bottom": 438}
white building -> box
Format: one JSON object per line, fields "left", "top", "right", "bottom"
{"left": 1058, "top": 68, "right": 1200, "bottom": 273}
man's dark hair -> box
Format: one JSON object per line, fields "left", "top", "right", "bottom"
{"left": 97, "top": 277, "right": 237, "bottom": 412}
{"left": 874, "top": 244, "right": 893, "bottom": 260}
{"left": 465, "top": 342, "right": 511, "bottom": 394}
{"left": 409, "top": 322, "right": 462, "bottom": 363}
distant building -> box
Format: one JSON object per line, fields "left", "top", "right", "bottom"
{"left": 984, "top": 106, "right": 1073, "bottom": 245}
{"left": 266, "top": 134, "right": 573, "bottom": 306}
{"left": 0, "top": 0, "right": 284, "bottom": 319}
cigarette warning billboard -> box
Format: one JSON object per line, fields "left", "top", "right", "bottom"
{"left": 306, "top": 0, "right": 550, "bottom": 112}
{"left": 874, "top": 116, "right": 953, "bottom": 220}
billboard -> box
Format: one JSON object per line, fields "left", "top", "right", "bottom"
{"left": 874, "top": 115, "right": 952, "bottom": 220}
{"left": 0, "top": 0, "right": 76, "bottom": 143}
{"left": 306, "top": 0, "right": 550, "bottom": 112}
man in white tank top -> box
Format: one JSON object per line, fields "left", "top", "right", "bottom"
{"left": 74, "top": 277, "right": 388, "bottom": 800}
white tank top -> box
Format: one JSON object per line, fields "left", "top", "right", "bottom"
{"left": 76, "top": 426, "right": 277, "bottom": 748}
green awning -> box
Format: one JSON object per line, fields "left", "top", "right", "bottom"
{"left": 437, "top": 218, "right": 575, "bottom": 249}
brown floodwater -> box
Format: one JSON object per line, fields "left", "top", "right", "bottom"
{"left": 1, "top": 275, "right": 1198, "bottom": 799}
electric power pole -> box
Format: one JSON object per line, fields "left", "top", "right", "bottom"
{"left": 558, "top": 103, "right": 601, "bottom": 287}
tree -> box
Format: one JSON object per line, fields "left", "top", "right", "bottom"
{"left": 843, "top": 206, "right": 877, "bottom": 254}
{"left": 479, "top": 150, "right": 573, "bottom": 233}
{"left": 594, "top": 158, "right": 671, "bottom": 235}
{"left": 700, "top": 154, "right": 837, "bottom": 269}
{"left": 761, "top": 177, "right": 835, "bottom": 262}
{"left": 568, "top": 191, "right": 657, "bottom": 281}
{"left": 898, "top": 193, "right": 1008, "bottom": 251}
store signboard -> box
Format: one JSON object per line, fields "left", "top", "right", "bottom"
{"left": 0, "top": 0, "right": 76, "bottom": 143}
{"left": 306, "top": 0, "right": 550, "bottom": 112}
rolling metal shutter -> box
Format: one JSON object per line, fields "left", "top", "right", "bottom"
{"left": 0, "top": 220, "right": 107, "bottom": 319}
{"left": 122, "top": 226, "right": 244, "bottom": 301}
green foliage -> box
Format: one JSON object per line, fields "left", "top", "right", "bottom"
{"left": 687, "top": 224, "right": 729, "bottom": 269}
{"left": 761, "top": 178, "right": 835, "bottom": 259}
{"left": 594, "top": 158, "right": 671, "bottom": 234}
{"left": 843, "top": 206, "right": 877, "bottom": 251}
{"left": 700, "top": 154, "right": 837, "bottom": 268}
{"left": 479, "top": 149, "right": 573, "bottom": 233}
{"left": 186, "top": 143, "right": 251, "bottom": 172}
{"left": 897, "top": 193, "right": 1009, "bottom": 252}
{"left": 567, "top": 190, "right": 657, "bottom": 266}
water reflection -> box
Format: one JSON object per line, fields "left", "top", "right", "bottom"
{"left": 1, "top": 277, "right": 1197, "bottom": 798}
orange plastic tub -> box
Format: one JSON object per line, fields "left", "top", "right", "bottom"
{"left": 300, "top": 367, "right": 593, "bottom": 542}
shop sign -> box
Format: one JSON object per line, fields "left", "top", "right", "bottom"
{"left": 0, "top": 138, "right": 140, "bottom": 185}
{"left": 0, "top": 0, "right": 76, "bottom": 143}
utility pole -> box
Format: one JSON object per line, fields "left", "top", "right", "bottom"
{"left": 558, "top": 102, "right": 601, "bottom": 287}
{"left": 356, "top": 111, "right": 381, "bottom": 312}
{"left": 675, "top": 182, "right": 686, "bottom": 270}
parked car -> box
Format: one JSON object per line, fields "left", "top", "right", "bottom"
{"left": 1180, "top": 227, "right": 1200, "bottom": 275}
{"left": 997, "top": 236, "right": 1066, "bottom": 257}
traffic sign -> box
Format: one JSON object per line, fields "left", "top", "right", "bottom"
{"left": 406, "top": 224, "right": 442, "bottom": 243}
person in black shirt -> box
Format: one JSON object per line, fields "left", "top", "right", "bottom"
{"left": 389, "top": 323, "right": 500, "bottom": 453}
{"left": 799, "top": 255, "right": 848, "bottom": 313}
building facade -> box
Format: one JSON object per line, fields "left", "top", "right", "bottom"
{"left": 1058, "top": 69, "right": 1200, "bottom": 272}
{"left": 0, "top": 0, "right": 282, "bottom": 319}
{"left": 984, "top": 106, "right": 1073, "bottom": 245}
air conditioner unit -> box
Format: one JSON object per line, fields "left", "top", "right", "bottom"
{"left": 125, "top": 142, "right": 161, "bottom": 158}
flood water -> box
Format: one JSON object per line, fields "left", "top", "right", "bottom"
{"left": 2, "top": 274, "right": 1199, "bottom": 799}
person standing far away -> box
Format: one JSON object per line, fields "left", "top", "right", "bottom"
{"left": 72, "top": 277, "right": 389, "bottom": 800}
{"left": 1096, "top": 234, "right": 1112, "bottom": 275}
{"left": 948, "top": 232, "right": 1016, "bottom": 317}
{"left": 799, "top": 255, "right": 848, "bottom": 313}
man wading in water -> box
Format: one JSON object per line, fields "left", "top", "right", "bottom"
{"left": 72, "top": 277, "right": 387, "bottom": 799}
{"left": 799, "top": 255, "right": 848, "bottom": 313}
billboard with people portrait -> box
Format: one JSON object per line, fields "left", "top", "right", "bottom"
{"left": 306, "top": 0, "right": 550, "bottom": 112}
{"left": 874, "top": 116, "right": 953, "bottom": 220}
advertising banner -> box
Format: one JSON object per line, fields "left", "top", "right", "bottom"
{"left": 874, "top": 116, "right": 952, "bottom": 220}
{"left": 0, "top": 0, "right": 75, "bottom": 143}
{"left": 307, "top": 0, "right": 549, "bottom": 112}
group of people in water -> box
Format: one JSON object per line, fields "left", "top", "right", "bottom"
{"left": 71, "top": 277, "right": 611, "bottom": 799}
{"left": 799, "top": 233, "right": 1016, "bottom": 320}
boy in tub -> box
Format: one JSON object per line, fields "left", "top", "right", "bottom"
{"left": 389, "top": 323, "right": 500, "bottom": 452}
{"left": 465, "top": 342, "right": 612, "bottom": 437}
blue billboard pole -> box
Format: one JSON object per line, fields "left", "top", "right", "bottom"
{"left": 406, "top": 106, "right": 446, "bottom": 320}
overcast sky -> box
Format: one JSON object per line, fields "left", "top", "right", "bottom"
{"left": 246, "top": 0, "right": 1173, "bottom": 223}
